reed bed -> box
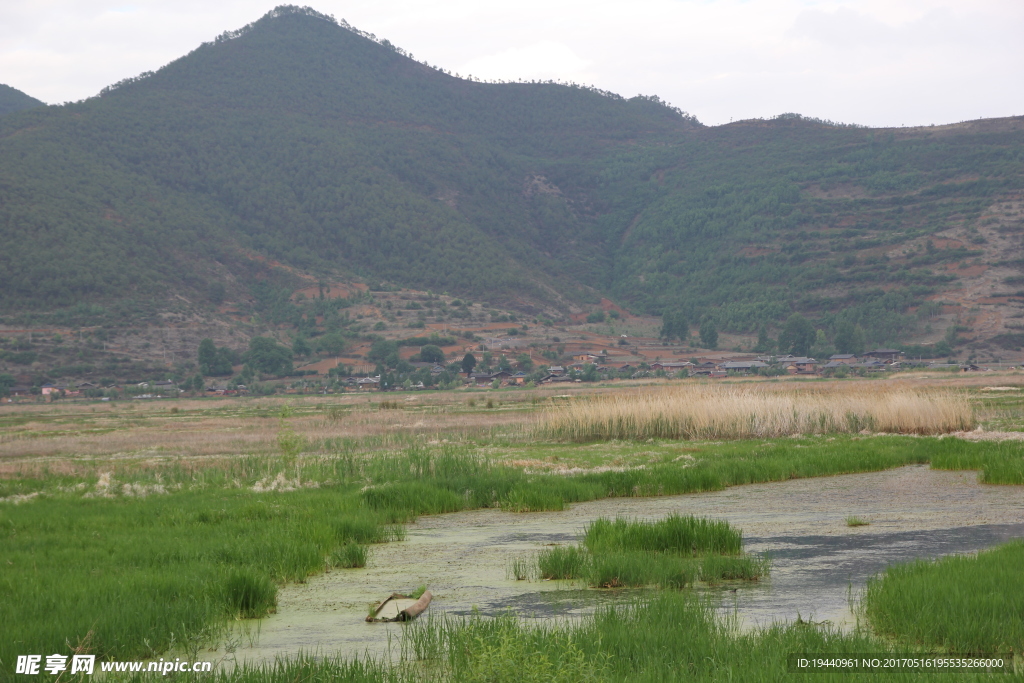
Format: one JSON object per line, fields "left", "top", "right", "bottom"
{"left": 540, "top": 385, "right": 975, "bottom": 441}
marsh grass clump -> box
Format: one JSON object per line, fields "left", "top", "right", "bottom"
{"left": 539, "top": 515, "right": 767, "bottom": 588}
{"left": 378, "top": 400, "right": 401, "bottom": 410}
{"left": 507, "top": 555, "right": 538, "bottom": 581}
{"left": 846, "top": 516, "right": 870, "bottom": 527}
{"left": 584, "top": 514, "right": 742, "bottom": 556}
{"left": 538, "top": 546, "right": 591, "bottom": 580}
{"left": 225, "top": 569, "right": 277, "bottom": 619}
{"left": 864, "top": 540, "right": 1024, "bottom": 653}
{"left": 541, "top": 385, "right": 974, "bottom": 441}
{"left": 330, "top": 543, "right": 367, "bottom": 569}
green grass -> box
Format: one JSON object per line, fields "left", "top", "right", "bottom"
{"left": 538, "top": 546, "right": 591, "bottom": 580}
{"left": 330, "top": 542, "right": 367, "bottom": 569}
{"left": 930, "top": 440, "right": 1024, "bottom": 484}
{"left": 536, "top": 515, "right": 768, "bottom": 588}
{"left": 395, "top": 591, "right": 993, "bottom": 682}
{"left": 2, "top": 435, "right": 1021, "bottom": 668}
{"left": 106, "top": 591, "right": 1014, "bottom": 682}
{"left": 864, "top": 540, "right": 1024, "bottom": 653}
{"left": 583, "top": 514, "right": 743, "bottom": 555}
{"left": 538, "top": 548, "right": 770, "bottom": 588}
{"left": 846, "top": 516, "right": 870, "bottom": 527}
{"left": 0, "top": 488, "right": 388, "bottom": 666}
{"left": 224, "top": 570, "right": 277, "bottom": 619}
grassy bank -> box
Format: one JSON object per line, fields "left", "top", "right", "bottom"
{"left": 0, "top": 486, "right": 403, "bottom": 668}
{"left": 864, "top": 540, "right": 1024, "bottom": 653}
{"left": 540, "top": 386, "right": 975, "bottom": 441}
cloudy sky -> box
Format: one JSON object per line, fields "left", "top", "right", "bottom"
{"left": 1, "top": 0, "right": 1021, "bottom": 127}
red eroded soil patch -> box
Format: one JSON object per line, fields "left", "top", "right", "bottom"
{"left": 295, "top": 358, "right": 342, "bottom": 375}
{"left": 449, "top": 323, "right": 527, "bottom": 332}
{"left": 945, "top": 263, "right": 987, "bottom": 277}
{"left": 598, "top": 298, "right": 632, "bottom": 317}
{"left": 291, "top": 282, "right": 368, "bottom": 301}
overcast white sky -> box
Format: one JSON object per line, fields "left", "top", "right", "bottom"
{"left": 1, "top": 0, "right": 1021, "bottom": 127}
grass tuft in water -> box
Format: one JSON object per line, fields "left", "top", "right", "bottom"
{"left": 846, "top": 516, "right": 870, "bottom": 527}
{"left": 584, "top": 514, "right": 743, "bottom": 555}
{"left": 538, "top": 546, "right": 591, "bottom": 580}
{"left": 538, "top": 515, "right": 768, "bottom": 588}
{"left": 507, "top": 555, "right": 538, "bottom": 582}
{"left": 330, "top": 542, "right": 367, "bottom": 569}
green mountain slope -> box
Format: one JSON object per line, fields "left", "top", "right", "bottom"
{"left": 0, "top": 84, "right": 44, "bottom": 116}
{"left": 2, "top": 5, "right": 1023, "bottom": 350}
{"left": 0, "top": 6, "right": 693, "bottom": 312}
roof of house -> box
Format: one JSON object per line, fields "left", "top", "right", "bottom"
{"left": 830, "top": 354, "right": 857, "bottom": 359}
{"left": 785, "top": 357, "right": 818, "bottom": 364}
{"left": 721, "top": 360, "right": 768, "bottom": 369}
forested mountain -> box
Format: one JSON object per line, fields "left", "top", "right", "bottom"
{"left": 0, "top": 84, "right": 44, "bottom": 116}
{"left": 2, "top": 5, "right": 1023, "bottom": 349}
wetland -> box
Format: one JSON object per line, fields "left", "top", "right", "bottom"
{"left": 2, "top": 377, "right": 1023, "bottom": 680}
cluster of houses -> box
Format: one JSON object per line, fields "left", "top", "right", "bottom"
{"left": 8, "top": 347, "right": 989, "bottom": 402}
{"left": 539, "top": 349, "right": 912, "bottom": 381}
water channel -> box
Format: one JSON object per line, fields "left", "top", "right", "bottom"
{"left": 210, "top": 465, "right": 1024, "bottom": 665}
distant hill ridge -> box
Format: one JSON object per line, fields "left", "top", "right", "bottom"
{"left": 1, "top": 5, "right": 1023, "bottom": 352}
{"left": 0, "top": 83, "right": 44, "bottom": 116}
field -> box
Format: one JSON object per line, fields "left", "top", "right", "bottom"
{"left": 2, "top": 376, "right": 1023, "bottom": 680}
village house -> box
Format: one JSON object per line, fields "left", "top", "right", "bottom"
{"left": 828, "top": 354, "right": 858, "bottom": 364}
{"left": 356, "top": 376, "right": 381, "bottom": 390}
{"left": 850, "top": 359, "right": 887, "bottom": 372}
{"left": 689, "top": 361, "right": 719, "bottom": 376}
{"left": 863, "top": 349, "right": 905, "bottom": 364}
{"left": 784, "top": 357, "right": 819, "bottom": 374}
{"left": 721, "top": 360, "right": 768, "bottom": 374}
{"left": 650, "top": 361, "right": 694, "bottom": 372}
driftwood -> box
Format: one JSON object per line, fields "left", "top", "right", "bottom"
{"left": 366, "top": 591, "right": 433, "bottom": 622}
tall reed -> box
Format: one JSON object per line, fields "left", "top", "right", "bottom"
{"left": 540, "top": 385, "right": 974, "bottom": 441}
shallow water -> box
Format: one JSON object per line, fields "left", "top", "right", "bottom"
{"left": 211, "top": 465, "right": 1024, "bottom": 666}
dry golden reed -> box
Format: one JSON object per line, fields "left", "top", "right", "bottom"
{"left": 539, "top": 385, "right": 975, "bottom": 441}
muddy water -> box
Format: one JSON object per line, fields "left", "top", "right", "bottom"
{"left": 214, "top": 466, "right": 1023, "bottom": 665}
